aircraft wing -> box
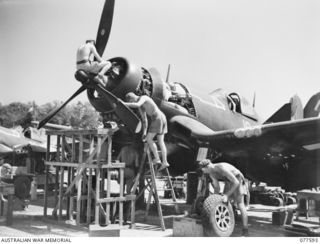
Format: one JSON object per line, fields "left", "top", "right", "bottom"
{"left": 170, "top": 115, "right": 320, "bottom": 190}
{"left": 191, "top": 117, "right": 320, "bottom": 152}
{"left": 0, "top": 144, "right": 14, "bottom": 154}
{"left": 0, "top": 126, "right": 53, "bottom": 153}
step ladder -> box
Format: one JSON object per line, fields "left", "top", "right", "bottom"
{"left": 142, "top": 143, "right": 179, "bottom": 231}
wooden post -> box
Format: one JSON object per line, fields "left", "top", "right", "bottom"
{"left": 68, "top": 135, "right": 76, "bottom": 221}
{"left": 76, "top": 176, "right": 82, "bottom": 225}
{"left": 43, "top": 128, "right": 134, "bottom": 229}
{"left": 119, "top": 168, "right": 124, "bottom": 226}
{"left": 76, "top": 135, "right": 84, "bottom": 225}
{"left": 44, "top": 134, "right": 51, "bottom": 217}
{"left": 87, "top": 168, "right": 92, "bottom": 224}
{"left": 53, "top": 135, "right": 61, "bottom": 218}
{"left": 95, "top": 167, "right": 101, "bottom": 225}
{"left": 58, "top": 135, "right": 66, "bottom": 220}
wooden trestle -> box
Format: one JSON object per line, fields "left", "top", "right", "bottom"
{"left": 43, "top": 128, "right": 136, "bottom": 227}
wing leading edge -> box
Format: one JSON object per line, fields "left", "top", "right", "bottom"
{"left": 170, "top": 116, "right": 320, "bottom": 190}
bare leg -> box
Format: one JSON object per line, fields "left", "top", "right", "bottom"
{"left": 146, "top": 132, "right": 160, "bottom": 162}
{"left": 97, "top": 61, "right": 112, "bottom": 86}
{"left": 157, "top": 134, "right": 169, "bottom": 166}
{"left": 98, "top": 61, "right": 112, "bottom": 76}
{"left": 238, "top": 199, "right": 249, "bottom": 236}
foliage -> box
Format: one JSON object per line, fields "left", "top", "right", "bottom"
{"left": 0, "top": 100, "right": 100, "bottom": 129}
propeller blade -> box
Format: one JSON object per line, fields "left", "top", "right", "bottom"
{"left": 94, "top": 84, "right": 142, "bottom": 133}
{"left": 96, "top": 0, "right": 115, "bottom": 57}
{"left": 165, "top": 64, "right": 171, "bottom": 83}
{"left": 37, "top": 86, "right": 86, "bottom": 129}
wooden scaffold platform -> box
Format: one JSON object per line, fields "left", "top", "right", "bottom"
{"left": 43, "top": 128, "right": 136, "bottom": 228}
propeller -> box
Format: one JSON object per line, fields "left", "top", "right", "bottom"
{"left": 38, "top": 0, "right": 142, "bottom": 133}
{"left": 38, "top": 86, "right": 86, "bottom": 129}
{"left": 95, "top": 0, "right": 115, "bottom": 57}
{"left": 165, "top": 64, "right": 171, "bottom": 83}
{"left": 94, "top": 83, "right": 141, "bottom": 133}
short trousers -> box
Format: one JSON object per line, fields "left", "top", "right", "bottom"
{"left": 148, "top": 111, "right": 167, "bottom": 135}
{"left": 76, "top": 60, "right": 108, "bottom": 74}
{"left": 223, "top": 174, "right": 248, "bottom": 203}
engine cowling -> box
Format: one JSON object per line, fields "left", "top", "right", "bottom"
{"left": 87, "top": 57, "right": 142, "bottom": 113}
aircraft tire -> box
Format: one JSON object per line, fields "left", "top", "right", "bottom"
{"left": 14, "top": 176, "right": 31, "bottom": 200}
{"left": 201, "top": 194, "right": 235, "bottom": 237}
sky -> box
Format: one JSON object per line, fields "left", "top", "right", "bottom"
{"left": 0, "top": 0, "right": 320, "bottom": 120}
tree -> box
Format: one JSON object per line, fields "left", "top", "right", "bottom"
{"left": 0, "top": 102, "right": 31, "bottom": 127}
{"left": 0, "top": 100, "right": 100, "bottom": 129}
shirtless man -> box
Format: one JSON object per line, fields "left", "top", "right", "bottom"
{"left": 117, "top": 144, "right": 140, "bottom": 194}
{"left": 198, "top": 159, "right": 249, "bottom": 236}
{"left": 124, "top": 92, "right": 169, "bottom": 170}
{"left": 76, "top": 40, "right": 111, "bottom": 85}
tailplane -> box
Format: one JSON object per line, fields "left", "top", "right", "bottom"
{"left": 304, "top": 92, "right": 320, "bottom": 118}
{"left": 264, "top": 94, "right": 303, "bottom": 124}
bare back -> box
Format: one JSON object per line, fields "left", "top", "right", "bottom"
{"left": 140, "top": 96, "right": 160, "bottom": 117}
{"left": 76, "top": 43, "right": 93, "bottom": 62}
{"left": 208, "top": 162, "right": 242, "bottom": 182}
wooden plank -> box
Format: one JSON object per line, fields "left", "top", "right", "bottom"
{"left": 96, "top": 195, "right": 136, "bottom": 204}
{"left": 53, "top": 135, "right": 61, "bottom": 218}
{"left": 69, "top": 197, "right": 74, "bottom": 221}
{"left": 45, "top": 161, "right": 125, "bottom": 168}
{"left": 44, "top": 160, "right": 126, "bottom": 169}
{"left": 107, "top": 136, "right": 112, "bottom": 164}
{"left": 46, "top": 128, "right": 117, "bottom": 136}
{"left": 44, "top": 134, "right": 50, "bottom": 218}
{"left": 79, "top": 135, "right": 83, "bottom": 164}
{"left": 130, "top": 198, "right": 135, "bottom": 229}
{"left": 58, "top": 136, "right": 66, "bottom": 220}
{"left": 119, "top": 168, "right": 124, "bottom": 226}
{"left": 95, "top": 168, "right": 101, "bottom": 225}
{"left": 106, "top": 169, "right": 111, "bottom": 225}
{"left": 58, "top": 166, "right": 64, "bottom": 221}
{"left": 68, "top": 136, "right": 75, "bottom": 221}
{"left": 87, "top": 168, "right": 92, "bottom": 224}
{"left": 76, "top": 176, "right": 82, "bottom": 225}
{"left": 51, "top": 134, "right": 110, "bottom": 215}
{"left": 66, "top": 166, "right": 71, "bottom": 218}
{"left": 76, "top": 135, "right": 83, "bottom": 225}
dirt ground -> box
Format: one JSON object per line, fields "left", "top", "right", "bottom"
{"left": 0, "top": 193, "right": 319, "bottom": 237}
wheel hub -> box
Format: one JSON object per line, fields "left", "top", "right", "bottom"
{"left": 215, "top": 204, "right": 231, "bottom": 232}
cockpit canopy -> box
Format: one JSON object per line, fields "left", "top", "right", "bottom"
{"left": 228, "top": 92, "right": 260, "bottom": 121}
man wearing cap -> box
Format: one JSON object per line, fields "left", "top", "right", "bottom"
{"left": 76, "top": 40, "right": 111, "bottom": 86}
{"left": 199, "top": 159, "right": 249, "bottom": 236}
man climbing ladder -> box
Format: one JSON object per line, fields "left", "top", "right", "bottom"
{"left": 124, "top": 92, "right": 170, "bottom": 171}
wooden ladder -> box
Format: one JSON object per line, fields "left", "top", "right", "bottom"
{"left": 143, "top": 143, "right": 179, "bottom": 231}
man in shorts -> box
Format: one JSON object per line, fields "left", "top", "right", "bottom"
{"left": 124, "top": 92, "right": 169, "bottom": 171}
{"left": 76, "top": 40, "right": 111, "bottom": 86}
{"left": 198, "top": 159, "right": 249, "bottom": 236}
{"left": 117, "top": 144, "right": 140, "bottom": 194}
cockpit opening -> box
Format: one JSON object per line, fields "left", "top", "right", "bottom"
{"left": 166, "top": 82, "right": 197, "bottom": 117}
{"left": 228, "top": 92, "right": 241, "bottom": 113}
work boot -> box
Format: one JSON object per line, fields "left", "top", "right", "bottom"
{"left": 242, "top": 228, "right": 249, "bottom": 237}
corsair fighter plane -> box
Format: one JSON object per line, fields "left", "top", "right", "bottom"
{"left": 39, "top": 0, "right": 320, "bottom": 194}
